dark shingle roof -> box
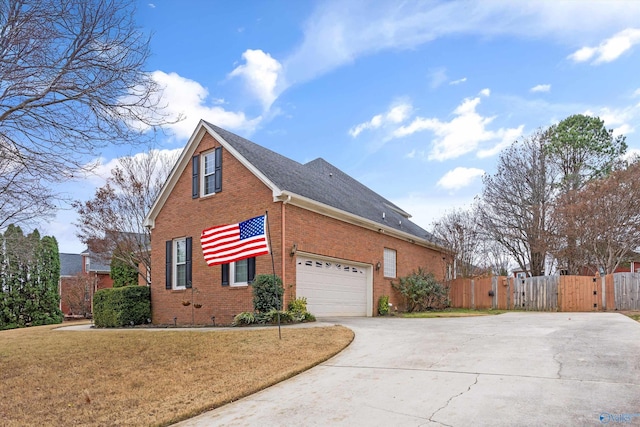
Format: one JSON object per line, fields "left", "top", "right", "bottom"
{"left": 205, "top": 122, "right": 437, "bottom": 243}
{"left": 80, "top": 249, "right": 110, "bottom": 273}
{"left": 60, "top": 253, "right": 83, "bottom": 277}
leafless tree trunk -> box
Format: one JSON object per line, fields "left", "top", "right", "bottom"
{"left": 0, "top": 0, "right": 176, "bottom": 227}
{"left": 478, "top": 129, "right": 557, "bottom": 277}
{"left": 432, "top": 208, "right": 483, "bottom": 278}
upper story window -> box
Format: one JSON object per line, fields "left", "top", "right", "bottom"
{"left": 193, "top": 147, "right": 222, "bottom": 198}
{"left": 383, "top": 248, "right": 396, "bottom": 278}
{"left": 203, "top": 151, "right": 216, "bottom": 196}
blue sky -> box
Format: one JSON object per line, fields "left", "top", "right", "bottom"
{"left": 48, "top": 0, "right": 640, "bottom": 253}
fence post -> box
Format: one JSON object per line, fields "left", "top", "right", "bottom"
{"left": 471, "top": 279, "right": 475, "bottom": 309}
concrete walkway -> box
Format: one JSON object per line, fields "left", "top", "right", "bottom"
{"left": 174, "top": 313, "right": 640, "bottom": 426}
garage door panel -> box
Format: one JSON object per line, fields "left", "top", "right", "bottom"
{"left": 296, "top": 256, "right": 369, "bottom": 317}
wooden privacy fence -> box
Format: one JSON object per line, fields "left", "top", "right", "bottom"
{"left": 448, "top": 273, "right": 640, "bottom": 312}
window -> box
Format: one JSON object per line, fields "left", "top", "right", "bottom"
{"left": 165, "top": 237, "right": 192, "bottom": 290}
{"left": 174, "top": 238, "right": 187, "bottom": 289}
{"left": 193, "top": 147, "right": 222, "bottom": 198}
{"left": 202, "top": 151, "right": 216, "bottom": 196}
{"left": 383, "top": 248, "right": 396, "bottom": 278}
{"left": 222, "top": 257, "right": 255, "bottom": 287}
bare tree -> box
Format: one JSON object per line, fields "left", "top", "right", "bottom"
{"left": 478, "top": 129, "right": 557, "bottom": 277}
{"left": 552, "top": 160, "right": 640, "bottom": 274}
{"left": 65, "top": 273, "right": 94, "bottom": 317}
{"left": 0, "top": 0, "right": 174, "bottom": 226}
{"left": 73, "top": 149, "right": 178, "bottom": 284}
{"left": 432, "top": 208, "right": 483, "bottom": 278}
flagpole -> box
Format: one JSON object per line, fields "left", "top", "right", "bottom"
{"left": 265, "top": 210, "right": 281, "bottom": 339}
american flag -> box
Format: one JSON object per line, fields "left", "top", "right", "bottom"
{"left": 201, "top": 215, "right": 270, "bottom": 266}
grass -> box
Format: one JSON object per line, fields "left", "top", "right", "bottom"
{"left": 0, "top": 322, "right": 354, "bottom": 426}
{"left": 622, "top": 311, "right": 640, "bottom": 322}
{"left": 401, "top": 308, "right": 507, "bottom": 318}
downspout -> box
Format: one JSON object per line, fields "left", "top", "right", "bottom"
{"left": 281, "top": 195, "right": 291, "bottom": 307}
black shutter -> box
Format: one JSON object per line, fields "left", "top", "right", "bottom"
{"left": 185, "top": 237, "right": 192, "bottom": 288}
{"left": 165, "top": 240, "right": 172, "bottom": 290}
{"left": 221, "top": 263, "right": 229, "bottom": 287}
{"left": 214, "top": 147, "right": 222, "bottom": 193}
{"left": 192, "top": 155, "right": 199, "bottom": 199}
{"left": 247, "top": 257, "right": 256, "bottom": 284}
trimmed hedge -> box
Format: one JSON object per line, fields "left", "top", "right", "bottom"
{"left": 93, "top": 286, "right": 151, "bottom": 328}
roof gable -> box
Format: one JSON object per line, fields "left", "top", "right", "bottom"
{"left": 146, "top": 121, "right": 439, "bottom": 247}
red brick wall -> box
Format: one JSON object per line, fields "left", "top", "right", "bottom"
{"left": 150, "top": 131, "right": 445, "bottom": 325}
{"left": 282, "top": 205, "right": 445, "bottom": 313}
{"left": 150, "top": 132, "right": 282, "bottom": 325}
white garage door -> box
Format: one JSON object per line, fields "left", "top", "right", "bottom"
{"left": 296, "top": 255, "right": 370, "bottom": 317}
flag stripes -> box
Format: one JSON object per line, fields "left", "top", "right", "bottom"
{"left": 201, "top": 215, "right": 270, "bottom": 266}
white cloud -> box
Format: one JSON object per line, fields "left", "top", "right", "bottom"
{"left": 449, "top": 77, "right": 467, "bottom": 85}
{"left": 568, "top": 28, "right": 640, "bottom": 64}
{"left": 530, "top": 84, "right": 551, "bottom": 93}
{"left": 634, "top": 88, "right": 640, "bottom": 97}
{"left": 349, "top": 102, "right": 412, "bottom": 137}
{"left": 392, "top": 192, "right": 476, "bottom": 231}
{"left": 623, "top": 148, "right": 640, "bottom": 162}
{"left": 437, "top": 167, "right": 485, "bottom": 191}
{"left": 479, "top": 88, "right": 491, "bottom": 97}
{"left": 215, "top": 2, "right": 640, "bottom": 114}
{"left": 393, "top": 94, "right": 523, "bottom": 161}
{"left": 477, "top": 125, "right": 525, "bottom": 158}
{"left": 150, "top": 71, "right": 262, "bottom": 139}
{"left": 228, "top": 49, "right": 283, "bottom": 110}
{"left": 428, "top": 67, "right": 448, "bottom": 89}
{"left": 587, "top": 104, "right": 640, "bottom": 137}
{"left": 279, "top": 1, "right": 640, "bottom": 92}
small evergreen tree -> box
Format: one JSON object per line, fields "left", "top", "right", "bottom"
{"left": 110, "top": 254, "right": 139, "bottom": 287}
{"left": 252, "top": 274, "right": 283, "bottom": 312}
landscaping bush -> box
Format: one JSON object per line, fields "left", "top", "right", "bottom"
{"left": 378, "top": 295, "right": 390, "bottom": 315}
{"left": 232, "top": 297, "right": 316, "bottom": 326}
{"left": 287, "top": 297, "right": 315, "bottom": 322}
{"left": 232, "top": 311, "right": 256, "bottom": 326}
{"left": 392, "top": 268, "right": 449, "bottom": 312}
{"left": 252, "top": 274, "right": 284, "bottom": 312}
{"left": 93, "top": 286, "right": 150, "bottom": 327}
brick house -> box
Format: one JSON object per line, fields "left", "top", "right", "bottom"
{"left": 145, "top": 120, "right": 447, "bottom": 325}
{"left": 58, "top": 250, "right": 113, "bottom": 317}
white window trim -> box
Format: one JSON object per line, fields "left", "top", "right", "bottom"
{"left": 201, "top": 150, "right": 216, "bottom": 197}
{"left": 173, "top": 238, "right": 187, "bottom": 290}
{"left": 230, "top": 259, "right": 249, "bottom": 287}
{"left": 383, "top": 248, "right": 397, "bottom": 278}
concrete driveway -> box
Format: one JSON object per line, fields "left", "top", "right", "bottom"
{"left": 176, "top": 313, "right": 640, "bottom": 426}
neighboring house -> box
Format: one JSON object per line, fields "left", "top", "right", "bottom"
{"left": 81, "top": 248, "right": 114, "bottom": 290}
{"left": 58, "top": 250, "right": 113, "bottom": 317}
{"left": 59, "top": 253, "right": 85, "bottom": 316}
{"left": 145, "top": 120, "right": 448, "bottom": 325}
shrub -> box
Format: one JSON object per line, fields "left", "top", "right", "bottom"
{"left": 252, "top": 274, "right": 284, "bottom": 312}
{"left": 378, "top": 295, "right": 390, "bottom": 315}
{"left": 392, "top": 268, "right": 449, "bottom": 312}
{"left": 232, "top": 311, "right": 256, "bottom": 326}
{"left": 288, "top": 297, "right": 308, "bottom": 313}
{"left": 93, "top": 286, "right": 150, "bottom": 327}
{"left": 110, "top": 256, "right": 139, "bottom": 288}
{"left": 256, "top": 309, "right": 293, "bottom": 324}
